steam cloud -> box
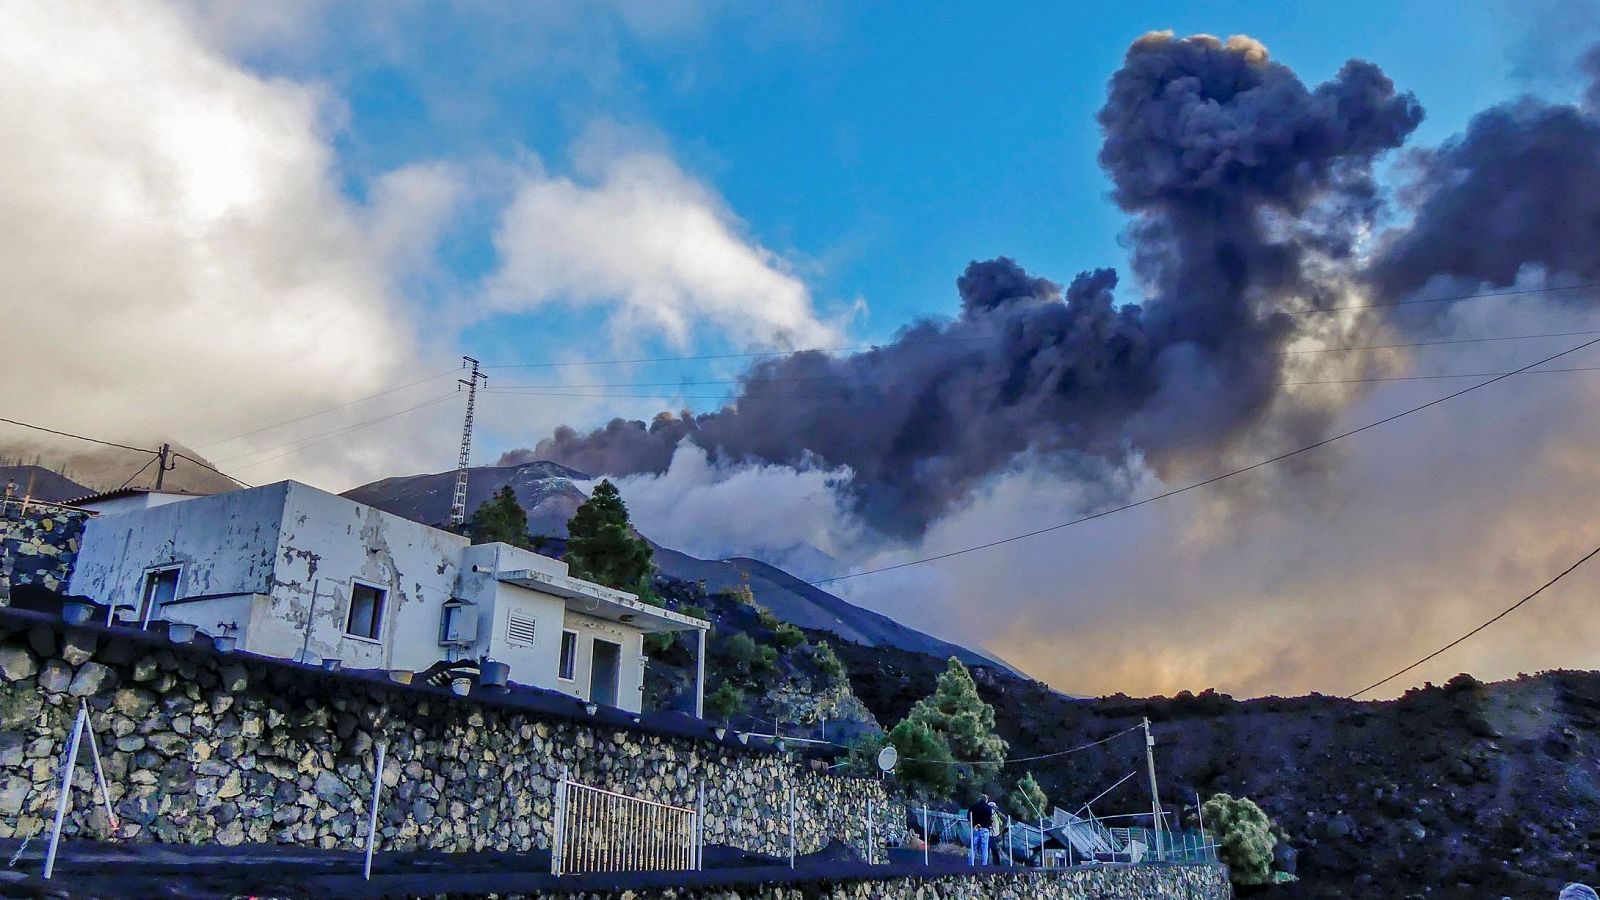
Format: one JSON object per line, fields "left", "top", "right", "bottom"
{"left": 513, "top": 32, "right": 1423, "bottom": 537}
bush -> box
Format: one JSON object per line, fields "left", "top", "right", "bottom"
{"left": 756, "top": 605, "right": 780, "bottom": 630}
{"left": 706, "top": 681, "right": 744, "bottom": 720}
{"left": 680, "top": 604, "right": 709, "bottom": 622}
{"left": 756, "top": 645, "right": 778, "bottom": 673}
{"left": 644, "top": 631, "right": 674, "bottom": 656}
{"left": 1202, "top": 793, "right": 1278, "bottom": 887}
{"left": 812, "top": 641, "right": 846, "bottom": 682}
{"left": 772, "top": 622, "right": 804, "bottom": 651}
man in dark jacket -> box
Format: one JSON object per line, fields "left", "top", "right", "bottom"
{"left": 968, "top": 794, "right": 997, "bottom": 865}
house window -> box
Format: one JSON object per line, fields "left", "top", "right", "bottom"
{"left": 345, "top": 583, "right": 386, "bottom": 640}
{"left": 138, "top": 567, "right": 180, "bottom": 626}
{"left": 559, "top": 630, "right": 578, "bottom": 681}
{"left": 506, "top": 612, "right": 537, "bottom": 647}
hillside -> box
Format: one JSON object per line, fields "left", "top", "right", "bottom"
{"left": 341, "top": 462, "right": 1015, "bottom": 673}
{"left": 831, "top": 636, "right": 1600, "bottom": 898}
{"left": 0, "top": 441, "right": 237, "bottom": 496}
{"left": 0, "top": 465, "right": 89, "bottom": 503}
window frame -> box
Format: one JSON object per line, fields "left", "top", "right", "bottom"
{"left": 344, "top": 581, "right": 387, "bottom": 642}
{"left": 137, "top": 565, "right": 182, "bottom": 627}
{"left": 558, "top": 629, "right": 579, "bottom": 681}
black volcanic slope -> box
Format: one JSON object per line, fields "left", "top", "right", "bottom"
{"left": 0, "top": 465, "right": 90, "bottom": 503}
{"left": 342, "top": 461, "right": 1016, "bottom": 673}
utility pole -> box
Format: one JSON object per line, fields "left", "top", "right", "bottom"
{"left": 1143, "top": 716, "right": 1165, "bottom": 860}
{"left": 449, "top": 356, "right": 486, "bottom": 528}
{"left": 153, "top": 443, "right": 176, "bottom": 490}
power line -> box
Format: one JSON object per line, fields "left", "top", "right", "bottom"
{"left": 477, "top": 283, "right": 1600, "bottom": 372}
{"left": 906, "top": 723, "right": 1145, "bottom": 766}
{"left": 806, "top": 336, "right": 1600, "bottom": 586}
{"left": 115, "top": 455, "right": 159, "bottom": 491}
{"left": 227, "top": 394, "right": 460, "bottom": 471}
{"left": 172, "top": 452, "right": 252, "bottom": 488}
{"left": 194, "top": 369, "right": 459, "bottom": 449}
{"left": 479, "top": 328, "right": 1600, "bottom": 391}
{"left": 0, "top": 417, "right": 155, "bottom": 455}
{"left": 478, "top": 362, "right": 1600, "bottom": 403}
{"left": 1346, "top": 542, "right": 1600, "bottom": 699}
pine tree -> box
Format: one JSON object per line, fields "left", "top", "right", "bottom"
{"left": 1202, "top": 793, "right": 1279, "bottom": 887}
{"left": 469, "top": 486, "right": 530, "bottom": 547}
{"left": 884, "top": 718, "right": 957, "bottom": 798}
{"left": 905, "top": 657, "right": 1009, "bottom": 778}
{"left": 565, "top": 480, "right": 654, "bottom": 591}
{"left": 1008, "top": 771, "right": 1049, "bottom": 820}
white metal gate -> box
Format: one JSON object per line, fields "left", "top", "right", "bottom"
{"left": 551, "top": 770, "right": 701, "bottom": 875}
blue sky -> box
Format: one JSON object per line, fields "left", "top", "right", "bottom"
{"left": 227, "top": 0, "right": 1579, "bottom": 370}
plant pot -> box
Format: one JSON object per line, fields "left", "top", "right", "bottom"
{"left": 61, "top": 601, "right": 95, "bottom": 626}
{"left": 450, "top": 677, "right": 472, "bottom": 697}
{"left": 166, "top": 622, "right": 197, "bottom": 644}
{"left": 387, "top": 669, "right": 413, "bottom": 685}
{"left": 321, "top": 658, "right": 342, "bottom": 672}
{"left": 213, "top": 635, "right": 237, "bottom": 654}
{"left": 480, "top": 660, "right": 510, "bottom": 688}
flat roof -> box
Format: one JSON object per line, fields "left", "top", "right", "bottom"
{"left": 495, "top": 568, "right": 708, "bottom": 632}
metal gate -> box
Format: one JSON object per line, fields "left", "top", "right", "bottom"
{"left": 551, "top": 770, "right": 701, "bottom": 875}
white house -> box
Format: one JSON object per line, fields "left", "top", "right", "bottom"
{"left": 66, "top": 481, "right": 708, "bottom": 716}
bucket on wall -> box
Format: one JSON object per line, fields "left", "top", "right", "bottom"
{"left": 480, "top": 660, "right": 510, "bottom": 688}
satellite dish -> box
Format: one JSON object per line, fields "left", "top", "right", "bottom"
{"left": 876, "top": 745, "right": 898, "bottom": 773}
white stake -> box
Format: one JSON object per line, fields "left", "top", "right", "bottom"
{"left": 362, "top": 742, "right": 386, "bottom": 880}
{"left": 787, "top": 784, "right": 795, "bottom": 868}
{"left": 43, "top": 704, "right": 86, "bottom": 880}
{"left": 78, "top": 702, "right": 118, "bottom": 837}
{"left": 922, "top": 804, "right": 929, "bottom": 866}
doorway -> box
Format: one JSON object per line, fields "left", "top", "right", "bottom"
{"left": 590, "top": 638, "right": 621, "bottom": 708}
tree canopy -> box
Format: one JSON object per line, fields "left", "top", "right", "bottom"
{"left": 905, "top": 657, "right": 1008, "bottom": 779}
{"left": 566, "top": 480, "right": 654, "bottom": 593}
{"left": 1008, "top": 771, "right": 1049, "bottom": 820}
{"left": 469, "top": 486, "right": 530, "bottom": 547}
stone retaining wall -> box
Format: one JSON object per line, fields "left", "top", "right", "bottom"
{"left": 527, "top": 864, "right": 1233, "bottom": 899}
{"left": 0, "top": 614, "right": 906, "bottom": 858}
{"left": 0, "top": 506, "right": 86, "bottom": 599}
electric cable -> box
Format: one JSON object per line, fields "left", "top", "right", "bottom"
{"left": 1347, "top": 542, "right": 1600, "bottom": 699}
{"left": 806, "top": 336, "right": 1600, "bottom": 586}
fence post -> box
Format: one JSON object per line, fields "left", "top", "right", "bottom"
{"left": 866, "top": 798, "right": 874, "bottom": 865}
{"left": 922, "top": 804, "right": 929, "bottom": 866}
{"left": 695, "top": 781, "right": 704, "bottom": 871}
{"left": 552, "top": 765, "right": 568, "bottom": 876}
{"left": 363, "top": 742, "right": 386, "bottom": 880}
{"left": 43, "top": 704, "right": 87, "bottom": 880}
{"left": 787, "top": 784, "right": 795, "bottom": 868}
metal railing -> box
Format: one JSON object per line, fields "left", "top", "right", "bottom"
{"left": 551, "top": 769, "right": 700, "bottom": 875}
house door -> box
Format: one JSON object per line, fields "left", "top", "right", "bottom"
{"left": 590, "top": 639, "right": 621, "bottom": 708}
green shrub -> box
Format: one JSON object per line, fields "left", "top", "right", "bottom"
{"left": 812, "top": 641, "right": 846, "bottom": 682}
{"left": 772, "top": 622, "right": 804, "bottom": 651}
{"left": 1202, "top": 793, "right": 1278, "bottom": 887}
{"left": 706, "top": 681, "right": 744, "bottom": 720}
{"left": 680, "top": 604, "right": 709, "bottom": 622}
{"left": 757, "top": 645, "right": 778, "bottom": 673}
{"left": 644, "top": 632, "right": 674, "bottom": 656}
{"left": 756, "top": 605, "right": 780, "bottom": 630}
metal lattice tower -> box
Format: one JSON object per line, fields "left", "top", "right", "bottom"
{"left": 449, "top": 356, "right": 486, "bottom": 527}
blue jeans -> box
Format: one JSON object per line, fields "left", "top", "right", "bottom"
{"left": 969, "top": 826, "right": 990, "bottom": 866}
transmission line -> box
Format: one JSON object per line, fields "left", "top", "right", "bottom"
{"left": 1347, "top": 542, "right": 1600, "bottom": 699}
{"left": 806, "top": 336, "right": 1600, "bottom": 586}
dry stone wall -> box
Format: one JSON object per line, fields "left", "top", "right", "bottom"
{"left": 0, "top": 614, "right": 905, "bottom": 857}
{"left": 0, "top": 506, "right": 85, "bottom": 599}
{"left": 520, "top": 865, "right": 1233, "bottom": 899}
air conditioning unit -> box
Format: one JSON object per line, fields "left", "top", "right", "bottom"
{"left": 439, "top": 597, "right": 478, "bottom": 646}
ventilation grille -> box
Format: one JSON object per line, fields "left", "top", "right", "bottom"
{"left": 506, "top": 613, "right": 537, "bottom": 645}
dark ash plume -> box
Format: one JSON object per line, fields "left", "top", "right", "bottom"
{"left": 1372, "top": 80, "right": 1600, "bottom": 300}
{"left": 511, "top": 33, "right": 1423, "bottom": 537}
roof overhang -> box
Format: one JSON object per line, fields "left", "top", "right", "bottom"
{"left": 494, "top": 569, "right": 708, "bottom": 633}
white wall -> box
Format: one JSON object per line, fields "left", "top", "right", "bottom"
{"left": 562, "top": 610, "right": 647, "bottom": 712}
{"left": 68, "top": 482, "right": 290, "bottom": 614}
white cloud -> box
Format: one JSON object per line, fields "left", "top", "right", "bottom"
{"left": 604, "top": 443, "right": 864, "bottom": 577}
{"left": 486, "top": 144, "right": 844, "bottom": 350}
{"left": 0, "top": 0, "right": 464, "bottom": 489}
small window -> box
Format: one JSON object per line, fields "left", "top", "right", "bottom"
{"left": 559, "top": 630, "right": 578, "bottom": 681}
{"left": 138, "top": 567, "right": 180, "bottom": 625}
{"left": 506, "top": 612, "right": 537, "bottom": 646}
{"left": 345, "top": 583, "right": 386, "bottom": 640}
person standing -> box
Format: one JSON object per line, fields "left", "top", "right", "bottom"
{"left": 968, "top": 793, "right": 998, "bottom": 866}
